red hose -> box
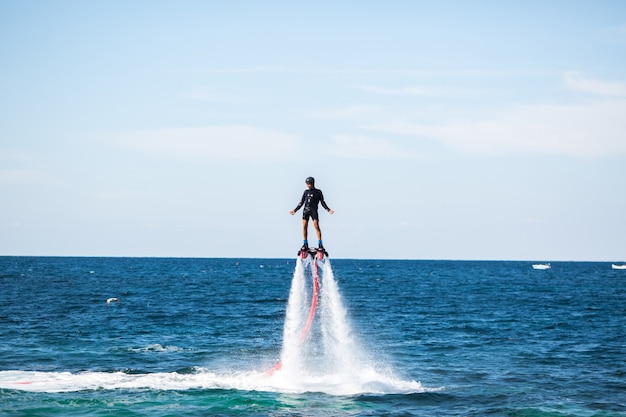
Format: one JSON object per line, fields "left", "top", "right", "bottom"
{"left": 299, "top": 258, "right": 320, "bottom": 343}
{"left": 267, "top": 257, "right": 321, "bottom": 375}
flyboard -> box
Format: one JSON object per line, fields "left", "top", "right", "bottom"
{"left": 267, "top": 246, "right": 328, "bottom": 375}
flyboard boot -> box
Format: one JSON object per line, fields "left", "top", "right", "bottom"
{"left": 298, "top": 243, "right": 309, "bottom": 259}
{"left": 297, "top": 244, "right": 329, "bottom": 260}
{"left": 317, "top": 244, "right": 328, "bottom": 260}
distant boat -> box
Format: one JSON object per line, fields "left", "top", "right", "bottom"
{"left": 612, "top": 264, "right": 626, "bottom": 270}
{"left": 532, "top": 263, "right": 551, "bottom": 270}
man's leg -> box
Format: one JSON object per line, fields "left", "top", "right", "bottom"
{"left": 302, "top": 219, "right": 309, "bottom": 240}
{"left": 313, "top": 219, "right": 322, "bottom": 241}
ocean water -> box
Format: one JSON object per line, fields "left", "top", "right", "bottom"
{"left": 0, "top": 256, "right": 624, "bottom": 417}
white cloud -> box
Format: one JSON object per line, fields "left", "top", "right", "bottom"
{"left": 200, "top": 66, "right": 292, "bottom": 74}
{"left": 309, "top": 105, "right": 378, "bottom": 120}
{"left": 0, "top": 169, "right": 55, "bottom": 185}
{"left": 178, "top": 86, "right": 248, "bottom": 103}
{"left": 91, "top": 190, "right": 145, "bottom": 201}
{"left": 109, "top": 125, "right": 304, "bottom": 161}
{"left": 326, "top": 135, "right": 418, "bottom": 159}
{"left": 355, "top": 84, "right": 447, "bottom": 96}
{"left": 367, "top": 100, "right": 626, "bottom": 158}
{"left": 564, "top": 72, "right": 626, "bottom": 97}
{"left": 0, "top": 149, "right": 37, "bottom": 163}
{"left": 609, "top": 22, "right": 626, "bottom": 36}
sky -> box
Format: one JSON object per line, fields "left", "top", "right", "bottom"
{"left": 1, "top": 1, "right": 625, "bottom": 260}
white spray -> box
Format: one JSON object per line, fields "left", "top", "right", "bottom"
{"left": 319, "top": 259, "right": 360, "bottom": 375}
{"left": 279, "top": 257, "right": 308, "bottom": 376}
{"left": 276, "top": 257, "right": 370, "bottom": 388}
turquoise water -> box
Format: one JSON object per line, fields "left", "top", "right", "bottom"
{"left": 1, "top": 257, "right": 625, "bottom": 416}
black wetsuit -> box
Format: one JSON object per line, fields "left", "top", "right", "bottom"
{"left": 293, "top": 188, "right": 331, "bottom": 221}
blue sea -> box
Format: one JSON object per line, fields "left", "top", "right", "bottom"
{"left": 1, "top": 256, "right": 625, "bottom": 417}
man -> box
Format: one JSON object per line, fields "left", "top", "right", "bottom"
{"left": 290, "top": 176, "right": 334, "bottom": 253}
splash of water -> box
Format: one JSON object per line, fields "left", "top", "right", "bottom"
{"left": 0, "top": 367, "right": 429, "bottom": 395}
{"left": 277, "top": 257, "right": 359, "bottom": 376}
{"left": 269, "top": 257, "right": 427, "bottom": 394}
{"left": 278, "top": 257, "right": 308, "bottom": 375}
{"left": 319, "top": 259, "right": 360, "bottom": 375}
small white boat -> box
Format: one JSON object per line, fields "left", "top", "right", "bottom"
{"left": 532, "top": 263, "right": 551, "bottom": 270}
{"left": 612, "top": 264, "right": 626, "bottom": 270}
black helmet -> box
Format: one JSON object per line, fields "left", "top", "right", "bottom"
{"left": 305, "top": 176, "right": 315, "bottom": 185}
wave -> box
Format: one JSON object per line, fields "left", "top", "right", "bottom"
{"left": 115, "top": 343, "right": 188, "bottom": 353}
{"left": 0, "top": 368, "right": 435, "bottom": 396}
